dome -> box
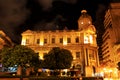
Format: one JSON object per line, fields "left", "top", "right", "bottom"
{"left": 78, "top": 10, "right": 92, "bottom": 30}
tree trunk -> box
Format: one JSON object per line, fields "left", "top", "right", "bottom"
{"left": 17, "top": 66, "right": 23, "bottom": 80}
{"left": 26, "top": 68, "right": 31, "bottom": 76}
{"left": 17, "top": 66, "right": 22, "bottom": 76}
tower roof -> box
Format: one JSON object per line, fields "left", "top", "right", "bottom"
{"left": 78, "top": 10, "right": 92, "bottom": 30}
{"left": 81, "top": 10, "right": 87, "bottom": 13}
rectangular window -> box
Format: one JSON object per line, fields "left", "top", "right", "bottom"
{"left": 52, "top": 38, "right": 55, "bottom": 43}
{"left": 36, "top": 39, "right": 40, "bottom": 44}
{"left": 84, "top": 36, "right": 89, "bottom": 43}
{"left": 89, "top": 50, "right": 95, "bottom": 60}
{"left": 60, "top": 38, "right": 63, "bottom": 43}
{"left": 76, "top": 52, "right": 80, "bottom": 59}
{"left": 44, "top": 39, "right": 47, "bottom": 44}
{"left": 75, "top": 37, "right": 79, "bottom": 43}
{"left": 26, "top": 39, "right": 29, "bottom": 44}
{"left": 67, "top": 38, "right": 71, "bottom": 43}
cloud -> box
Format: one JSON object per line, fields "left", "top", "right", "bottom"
{"left": 0, "top": 0, "right": 29, "bottom": 27}
{"left": 37, "top": 0, "right": 77, "bottom": 11}
{"left": 0, "top": 0, "right": 75, "bottom": 43}
{"left": 57, "top": 0, "right": 77, "bottom": 4}
{"left": 0, "top": 0, "right": 30, "bottom": 43}
{"left": 33, "top": 15, "right": 66, "bottom": 30}
{"left": 37, "top": 0, "right": 53, "bottom": 10}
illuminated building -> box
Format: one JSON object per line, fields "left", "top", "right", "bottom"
{"left": 0, "top": 30, "right": 13, "bottom": 49}
{"left": 21, "top": 10, "right": 99, "bottom": 76}
{"left": 0, "top": 30, "right": 13, "bottom": 71}
{"left": 102, "top": 3, "right": 120, "bottom": 66}
{"left": 101, "top": 3, "right": 120, "bottom": 78}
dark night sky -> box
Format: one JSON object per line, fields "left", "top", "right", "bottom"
{"left": 0, "top": 0, "right": 113, "bottom": 44}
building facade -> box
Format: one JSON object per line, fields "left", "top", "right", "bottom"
{"left": 102, "top": 3, "right": 120, "bottom": 67}
{"left": 21, "top": 10, "right": 99, "bottom": 76}
{"left": 0, "top": 30, "right": 13, "bottom": 49}
{"left": 0, "top": 30, "right": 13, "bottom": 71}
{"left": 100, "top": 3, "right": 120, "bottom": 78}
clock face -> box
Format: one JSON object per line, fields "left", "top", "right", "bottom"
{"left": 78, "top": 18, "right": 92, "bottom": 30}
{"left": 80, "top": 18, "right": 91, "bottom": 25}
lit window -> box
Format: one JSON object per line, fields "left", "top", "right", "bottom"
{"left": 21, "top": 39, "right": 26, "bottom": 45}
{"left": 52, "top": 38, "right": 55, "bottom": 43}
{"left": 84, "top": 36, "right": 89, "bottom": 43}
{"left": 67, "top": 38, "right": 71, "bottom": 43}
{"left": 89, "top": 35, "right": 93, "bottom": 44}
{"left": 40, "top": 39, "right": 43, "bottom": 46}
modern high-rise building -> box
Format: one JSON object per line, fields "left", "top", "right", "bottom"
{"left": 102, "top": 3, "right": 120, "bottom": 67}
{"left": 21, "top": 10, "right": 99, "bottom": 76}
{"left": 100, "top": 3, "right": 120, "bottom": 78}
